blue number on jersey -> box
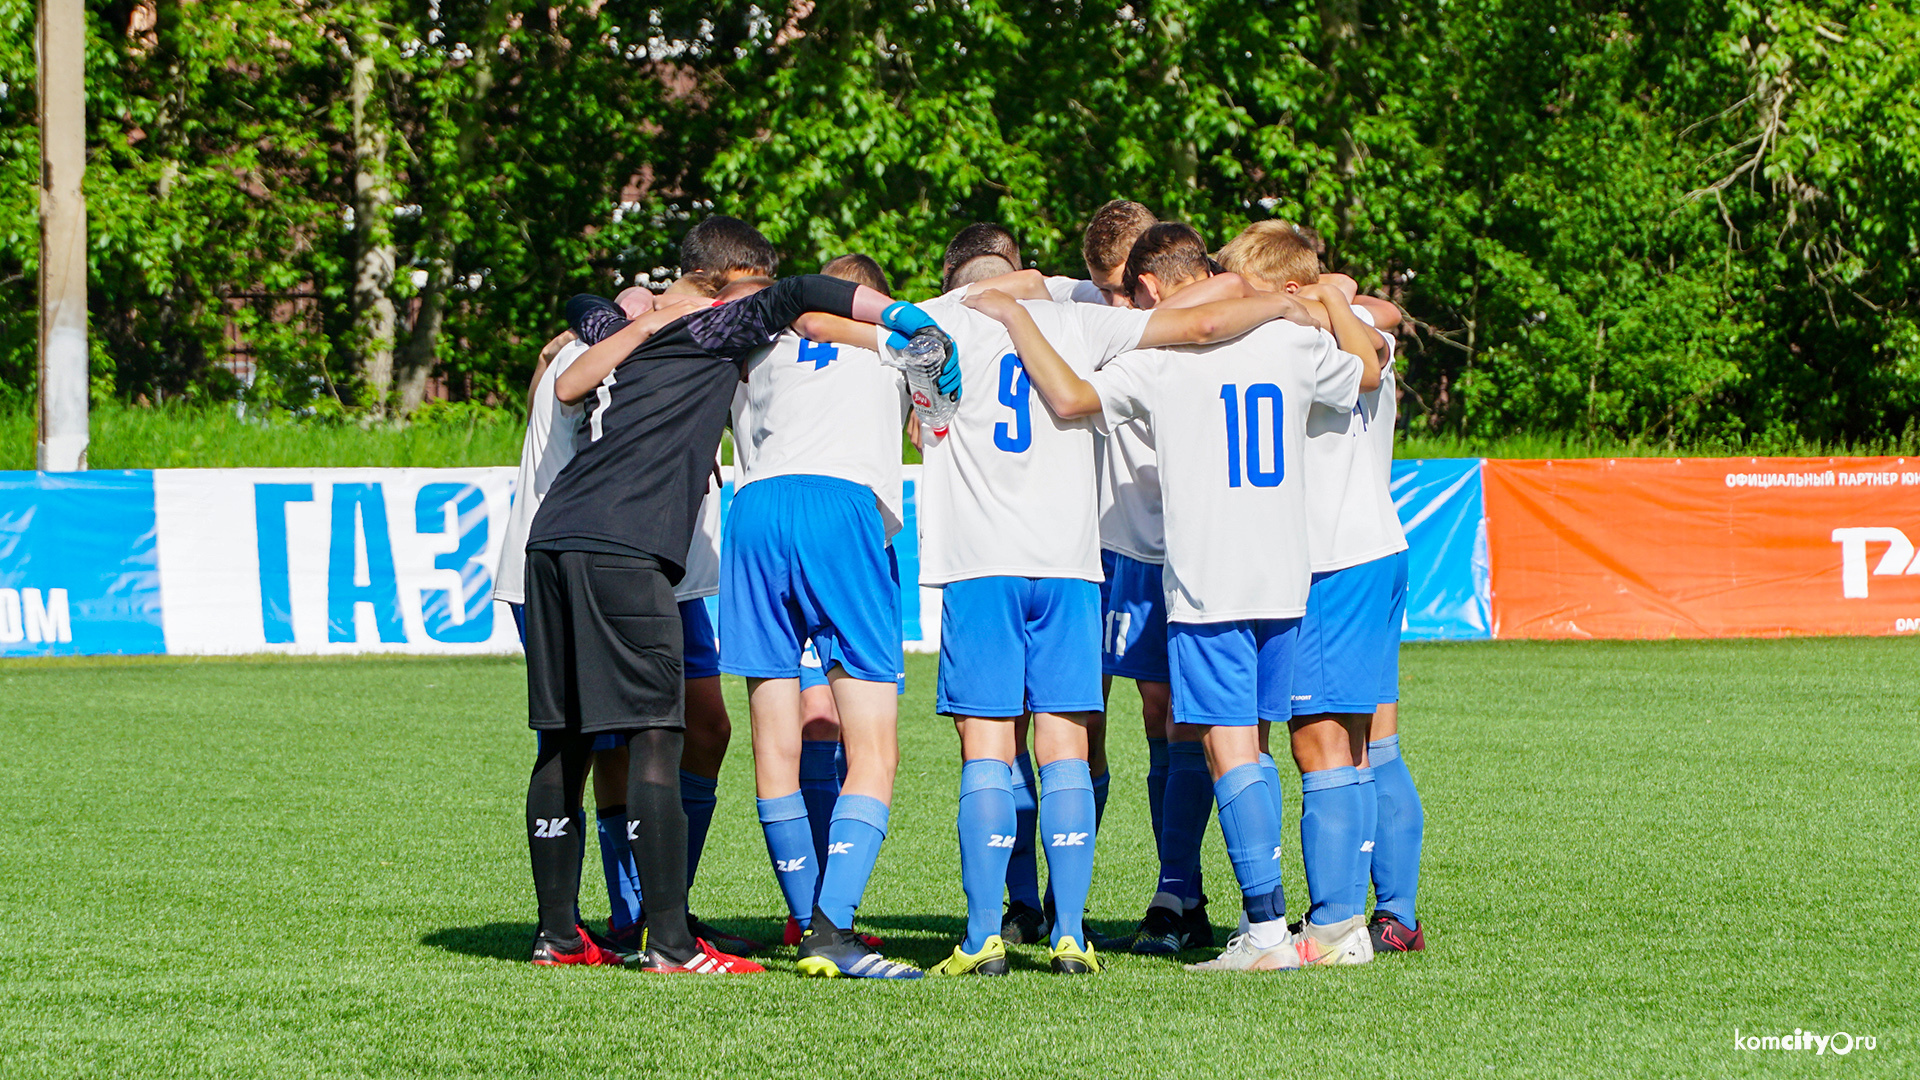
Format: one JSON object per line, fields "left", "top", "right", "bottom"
{"left": 797, "top": 339, "right": 839, "bottom": 370}
{"left": 994, "top": 352, "right": 1032, "bottom": 453}
{"left": 1221, "top": 382, "right": 1284, "bottom": 488}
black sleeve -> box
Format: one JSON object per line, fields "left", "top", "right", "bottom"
{"left": 685, "top": 275, "right": 860, "bottom": 359}
{"left": 565, "top": 294, "right": 631, "bottom": 346}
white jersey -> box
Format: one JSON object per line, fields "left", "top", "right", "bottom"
{"left": 1301, "top": 308, "right": 1407, "bottom": 572}
{"left": 1092, "top": 321, "right": 1364, "bottom": 622}
{"left": 1097, "top": 417, "right": 1164, "bottom": 564}
{"left": 494, "top": 341, "right": 588, "bottom": 605}
{"left": 732, "top": 330, "right": 910, "bottom": 537}
{"left": 901, "top": 297, "right": 1151, "bottom": 585}
{"left": 675, "top": 475, "right": 722, "bottom": 602}
{"left": 1046, "top": 276, "right": 1107, "bottom": 305}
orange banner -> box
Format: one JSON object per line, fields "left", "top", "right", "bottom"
{"left": 1484, "top": 457, "right": 1920, "bottom": 639}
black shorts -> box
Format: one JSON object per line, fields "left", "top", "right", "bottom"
{"left": 524, "top": 549, "right": 685, "bottom": 734}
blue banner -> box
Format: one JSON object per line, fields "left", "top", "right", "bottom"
{"left": 0, "top": 470, "right": 168, "bottom": 656}
{"left": 1391, "top": 458, "right": 1492, "bottom": 641}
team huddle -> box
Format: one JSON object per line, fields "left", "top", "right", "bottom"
{"left": 492, "top": 203, "right": 1426, "bottom": 977}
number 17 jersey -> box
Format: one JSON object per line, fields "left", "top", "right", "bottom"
{"left": 1091, "top": 320, "right": 1364, "bottom": 623}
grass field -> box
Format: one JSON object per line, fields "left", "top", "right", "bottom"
{"left": 1, "top": 640, "right": 1915, "bottom": 1078}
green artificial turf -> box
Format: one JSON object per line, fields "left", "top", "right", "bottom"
{"left": 1, "top": 641, "right": 1914, "bottom": 1078}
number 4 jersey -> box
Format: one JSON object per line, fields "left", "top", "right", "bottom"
{"left": 895, "top": 297, "right": 1151, "bottom": 586}
{"left": 1091, "top": 321, "right": 1364, "bottom": 622}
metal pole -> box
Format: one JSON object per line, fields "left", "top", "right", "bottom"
{"left": 37, "top": 0, "right": 88, "bottom": 472}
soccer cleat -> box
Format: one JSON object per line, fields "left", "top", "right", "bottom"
{"left": 636, "top": 938, "right": 766, "bottom": 974}
{"left": 688, "top": 913, "right": 767, "bottom": 956}
{"left": 795, "top": 907, "right": 922, "bottom": 979}
{"left": 1183, "top": 930, "right": 1301, "bottom": 972}
{"left": 530, "top": 925, "right": 625, "bottom": 967}
{"left": 1296, "top": 914, "right": 1375, "bottom": 966}
{"left": 930, "top": 934, "right": 1010, "bottom": 976}
{"left": 1368, "top": 911, "right": 1425, "bottom": 953}
{"left": 586, "top": 922, "right": 639, "bottom": 964}
{"left": 1181, "top": 897, "right": 1216, "bottom": 950}
{"left": 783, "top": 915, "right": 883, "bottom": 949}
{"left": 1128, "top": 905, "right": 1188, "bottom": 955}
{"left": 1049, "top": 936, "right": 1101, "bottom": 975}
{"left": 1000, "top": 900, "right": 1051, "bottom": 946}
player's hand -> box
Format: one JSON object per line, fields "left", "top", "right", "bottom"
{"left": 1317, "top": 273, "right": 1360, "bottom": 304}
{"left": 960, "top": 287, "right": 1022, "bottom": 322}
{"left": 879, "top": 300, "right": 940, "bottom": 337}
{"left": 886, "top": 325, "right": 962, "bottom": 399}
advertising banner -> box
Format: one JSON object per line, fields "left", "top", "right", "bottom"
{"left": 1390, "top": 458, "right": 1492, "bottom": 641}
{"left": 0, "top": 471, "right": 166, "bottom": 657}
{"left": 1484, "top": 457, "right": 1920, "bottom": 638}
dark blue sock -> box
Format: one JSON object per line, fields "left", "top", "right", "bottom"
{"left": 957, "top": 759, "right": 1016, "bottom": 951}
{"left": 816, "top": 793, "right": 889, "bottom": 930}
{"left": 1157, "top": 741, "right": 1212, "bottom": 904}
{"left": 595, "top": 806, "right": 644, "bottom": 929}
{"left": 1368, "top": 735, "right": 1424, "bottom": 926}
{"left": 798, "top": 740, "right": 841, "bottom": 875}
{"left": 1005, "top": 752, "right": 1041, "bottom": 908}
{"left": 1300, "top": 766, "right": 1363, "bottom": 926}
{"left": 1146, "top": 737, "right": 1171, "bottom": 843}
{"left": 835, "top": 741, "right": 848, "bottom": 784}
{"left": 757, "top": 791, "right": 817, "bottom": 927}
{"left": 1214, "top": 762, "right": 1285, "bottom": 913}
{"left": 680, "top": 770, "right": 718, "bottom": 892}
{"left": 1355, "top": 765, "right": 1378, "bottom": 917}
{"left": 1039, "top": 759, "right": 1097, "bottom": 948}
{"left": 1091, "top": 769, "right": 1111, "bottom": 830}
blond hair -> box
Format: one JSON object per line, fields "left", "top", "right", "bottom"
{"left": 1216, "top": 221, "right": 1321, "bottom": 289}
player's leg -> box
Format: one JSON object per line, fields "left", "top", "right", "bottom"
{"left": 1024, "top": 577, "right": 1106, "bottom": 973}
{"left": 747, "top": 677, "right": 819, "bottom": 931}
{"left": 1173, "top": 619, "right": 1298, "bottom": 972}
{"left": 679, "top": 601, "right": 729, "bottom": 895}
{"left": 1002, "top": 712, "right": 1045, "bottom": 943}
{"left": 798, "top": 647, "right": 842, "bottom": 872}
{"left": 588, "top": 739, "right": 646, "bottom": 953}
{"left": 1367, "top": 550, "right": 1424, "bottom": 951}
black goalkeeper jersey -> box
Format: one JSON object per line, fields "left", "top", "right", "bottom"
{"left": 526, "top": 274, "right": 861, "bottom": 581}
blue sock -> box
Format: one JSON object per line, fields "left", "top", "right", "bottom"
{"left": 1214, "top": 763, "right": 1285, "bottom": 914}
{"left": 680, "top": 770, "right": 718, "bottom": 892}
{"left": 1368, "top": 735, "right": 1424, "bottom": 926}
{"left": 1300, "top": 766, "right": 1363, "bottom": 926}
{"left": 1039, "top": 759, "right": 1097, "bottom": 948}
{"left": 757, "top": 791, "right": 817, "bottom": 926}
{"left": 835, "top": 741, "right": 848, "bottom": 784}
{"left": 816, "top": 793, "right": 889, "bottom": 930}
{"left": 1157, "top": 742, "right": 1212, "bottom": 904}
{"left": 957, "top": 759, "right": 1016, "bottom": 951}
{"left": 798, "top": 740, "right": 842, "bottom": 874}
{"left": 1258, "top": 752, "right": 1285, "bottom": 832}
{"left": 1355, "top": 766, "right": 1378, "bottom": 917}
{"left": 1091, "top": 769, "right": 1111, "bottom": 830}
{"left": 1005, "top": 752, "right": 1041, "bottom": 908}
{"left": 595, "top": 806, "right": 644, "bottom": 929}
{"left": 1146, "top": 737, "right": 1170, "bottom": 843}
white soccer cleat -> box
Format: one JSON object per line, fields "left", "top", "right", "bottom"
{"left": 1183, "top": 926, "right": 1301, "bottom": 972}
{"left": 1295, "top": 914, "right": 1374, "bottom": 966}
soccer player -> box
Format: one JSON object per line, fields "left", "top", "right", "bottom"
{"left": 681, "top": 214, "right": 780, "bottom": 283}
{"left": 869, "top": 227, "right": 1319, "bottom": 977}
{"left": 1217, "top": 222, "right": 1424, "bottom": 956}
{"left": 965, "top": 222, "right": 1382, "bottom": 973}
{"left": 520, "top": 272, "right": 945, "bottom": 973}
{"left": 720, "top": 253, "right": 923, "bottom": 978}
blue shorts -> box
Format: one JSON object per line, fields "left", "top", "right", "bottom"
{"left": 1101, "top": 551, "right": 1170, "bottom": 682}
{"left": 937, "top": 576, "right": 1103, "bottom": 717}
{"left": 1292, "top": 553, "right": 1403, "bottom": 716}
{"left": 680, "top": 598, "right": 721, "bottom": 680}
{"left": 1380, "top": 550, "right": 1407, "bottom": 705}
{"left": 720, "top": 475, "right": 903, "bottom": 685}
{"left": 799, "top": 639, "right": 829, "bottom": 691}
{"left": 1167, "top": 618, "right": 1301, "bottom": 727}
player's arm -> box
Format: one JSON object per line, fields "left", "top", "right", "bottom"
{"left": 529, "top": 329, "right": 575, "bottom": 401}
{"left": 790, "top": 312, "right": 881, "bottom": 350}
{"left": 1158, "top": 271, "right": 1258, "bottom": 308}
{"left": 1135, "top": 289, "right": 1317, "bottom": 348}
{"left": 554, "top": 297, "right": 710, "bottom": 405}
{"left": 962, "top": 290, "right": 1103, "bottom": 420}
{"left": 1296, "top": 282, "right": 1382, "bottom": 391}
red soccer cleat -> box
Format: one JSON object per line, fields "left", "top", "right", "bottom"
{"left": 784, "top": 916, "right": 882, "bottom": 949}
{"left": 1368, "top": 911, "right": 1426, "bottom": 953}
{"left": 530, "top": 925, "right": 626, "bottom": 967}
{"left": 637, "top": 938, "right": 766, "bottom": 974}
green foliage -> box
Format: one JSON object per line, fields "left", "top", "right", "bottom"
{"left": 2, "top": 1, "right": 1916, "bottom": 447}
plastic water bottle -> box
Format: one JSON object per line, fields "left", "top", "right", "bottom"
{"left": 880, "top": 327, "right": 960, "bottom": 437}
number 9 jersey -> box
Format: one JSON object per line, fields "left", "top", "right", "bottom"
{"left": 1090, "top": 321, "right": 1363, "bottom": 623}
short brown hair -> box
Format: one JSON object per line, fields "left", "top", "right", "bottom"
{"left": 663, "top": 270, "right": 725, "bottom": 299}
{"left": 1122, "top": 223, "right": 1210, "bottom": 299}
{"left": 821, "top": 254, "right": 891, "bottom": 297}
{"left": 681, "top": 215, "right": 778, "bottom": 278}
{"left": 713, "top": 275, "right": 776, "bottom": 303}
{"left": 1216, "top": 221, "right": 1321, "bottom": 288}
{"left": 941, "top": 223, "right": 1021, "bottom": 292}
{"left": 1082, "top": 200, "right": 1157, "bottom": 279}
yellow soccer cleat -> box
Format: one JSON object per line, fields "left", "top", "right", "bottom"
{"left": 930, "top": 934, "right": 1010, "bottom": 976}
{"left": 1048, "top": 936, "right": 1102, "bottom": 975}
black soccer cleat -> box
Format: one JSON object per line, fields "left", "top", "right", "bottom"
{"left": 688, "top": 913, "right": 767, "bottom": 956}
{"left": 530, "top": 925, "right": 624, "bottom": 967}
{"left": 795, "top": 907, "right": 922, "bottom": 979}
{"left": 1368, "top": 911, "right": 1425, "bottom": 953}
{"left": 585, "top": 922, "right": 639, "bottom": 964}
{"left": 1181, "top": 896, "right": 1215, "bottom": 950}
{"left": 1000, "top": 900, "right": 1051, "bottom": 945}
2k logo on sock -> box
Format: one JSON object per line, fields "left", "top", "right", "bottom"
{"left": 533, "top": 817, "right": 571, "bottom": 839}
{"left": 827, "top": 842, "right": 854, "bottom": 856}
{"left": 625, "top": 821, "right": 640, "bottom": 842}
{"left": 1050, "top": 832, "right": 1089, "bottom": 848}
{"left": 987, "top": 834, "right": 1016, "bottom": 848}
{"left": 1272, "top": 846, "right": 1285, "bottom": 860}
{"left": 776, "top": 856, "right": 808, "bottom": 873}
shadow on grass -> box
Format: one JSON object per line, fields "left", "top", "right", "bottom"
{"left": 421, "top": 922, "right": 536, "bottom": 962}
